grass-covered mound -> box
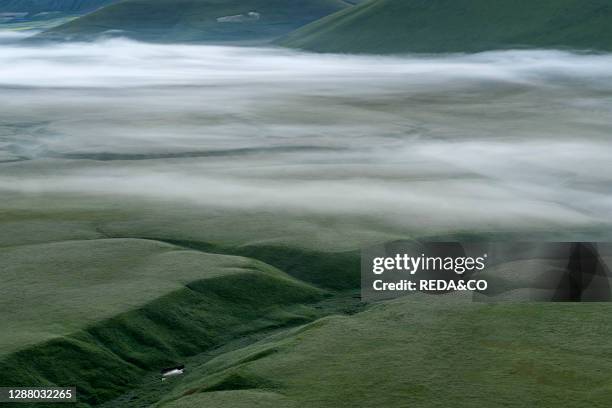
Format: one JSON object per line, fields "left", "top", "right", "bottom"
{"left": 281, "top": 0, "right": 612, "bottom": 54}
{"left": 163, "top": 239, "right": 360, "bottom": 290}
{"left": 38, "top": 0, "right": 351, "bottom": 43}
{"left": 2, "top": 196, "right": 611, "bottom": 407}
{"left": 0, "top": 0, "right": 115, "bottom": 31}
{"left": 0, "top": 0, "right": 115, "bottom": 14}
{"left": 0, "top": 238, "right": 325, "bottom": 406}
{"left": 157, "top": 293, "right": 612, "bottom": 407}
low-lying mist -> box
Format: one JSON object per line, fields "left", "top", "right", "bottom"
{"left": 1, "top": 38, "right": 611, "bottom": 233}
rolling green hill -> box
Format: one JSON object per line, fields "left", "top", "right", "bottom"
{"left": 280, "top": 0, "right": 612, "bottom": 54}
{"left": 0, "top": 0, "right": 115, "bottom": 14}
{"left": 153, "top": 293, "right": 612, "bottom": 408}
{"left": 0, "top": 237, "right": 326, "bottom": 406}
{"left": 0, "top": 0, "right": 116, "bottom": 31}
{"left": 38, "top": 0, "right": 351, "bottom": 43}
{"left": 2, "top": 191, "right": 611, "bottom": 407}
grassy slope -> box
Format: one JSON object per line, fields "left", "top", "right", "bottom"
{"left": 2, "top": 194, "right": 612, "bottom": 407}
{"left": 158, "top": 293, "right": 612, "bottom": 407}
{"left": 0, "top": 15, "right": 76, "bottom": 31}
{"left": 0, "top": 0, "right": 115, "bottom": 13}
{"left": 0, "top": 0, "right": 116, "bottom": 31}
{"left": 39, "top": 0, "right": 351, "bottom": 42}
{"left": 0, "top": 193, "right": 377, "bottom": 407}
{"left": 0, "top": 193, "right": 373, "bottom": 289}
{"left": 0, "top": 238, "right": 325, "bottom": 406}
{"left": 281, "top": 0, "right": 612, "bottom": 54}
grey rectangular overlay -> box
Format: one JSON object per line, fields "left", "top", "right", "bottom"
{"left": 361, "top": 242, "right": 612, "bottom": 302}
{"left": 0, "top": 387, "right": 77, "bottom": 403}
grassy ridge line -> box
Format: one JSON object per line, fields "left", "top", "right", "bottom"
{"left": 38, "top": 0, "right": 351, "bottom": 43}
{"left": 0, "top": 0, "right": 116, "bottom": 13}
{"left": 280, "top": 0, "right": 612, "bottom": 54}
{"left": 95, "top": 290, "right": 363, "bottom": 408}
{"left": 156, "top": 239, "right": 361, "bottom": 290}
{"left": 156, "top": 293, "right": 612, "bottom": 408}
{"left": 1, "top": 238, "right": 267, "bottom": 355}
{"left": 0, "top": 271, "right": 325, "bottom": 407}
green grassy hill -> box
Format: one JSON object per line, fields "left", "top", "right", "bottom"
{"left": 0, "top": 0, "right": 115, "bottom": 13}
{"left": 280, "top": 0, "right": 612, "bottom": 53}
{"left": 2, "top": 193, "right": 612, "bottom": 407}
{"left": 154, "top": 293, "right": 612, "bottom": 408}
{"left": 38, "top": 0, "right": 351, "bottom": 43}
{"left": 0, "top": 237, "right": 326, "bottom": 406}
{"left": 0, "top": 0, "right": 116, "bottom": 31}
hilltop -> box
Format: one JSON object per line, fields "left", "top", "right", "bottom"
{"left": 0, "top": 0, "right": 115, "bottom": 14}
{"left": 280, "top": 0, "right": 612, "bottom": 53}
{"left": 0, "top": 0, "right": 116, "bottom": 30}
{"left": 38, "top": 0, "right": 351, "bottom": 43}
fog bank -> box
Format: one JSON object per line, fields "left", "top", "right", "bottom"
{"left": 1, "top": 39, "right": 611, "bottom": 232}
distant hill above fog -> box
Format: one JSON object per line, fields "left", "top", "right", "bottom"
{"left": 38, "top": 0, "right": 351, "bottom": 43}
{"left": 280, "top": 0, "right": 612, "bottom": 54}
{"left": 0, "top": 0, "right": 115, "bottom": 14}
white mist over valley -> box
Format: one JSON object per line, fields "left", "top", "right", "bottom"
{"left": 1, "top": 38, "right": 612, "bottom": 238}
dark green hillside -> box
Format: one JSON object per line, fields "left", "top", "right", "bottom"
{"left": 2, "top": 195, "right": 612, "bottom": 407}
{"left": 0, "top": 0, "right": 115, "bottom": 14}
{"left": 0, "top": 0, "right": 116, "bottom": 29}
{"left": 154, "top": 293, "right": 612, "bottom": 408}
{"left": 0, "top": 238, "right": 326, "bottom": 406}
{"left": 281, "top": 0, "right": 612, "bottom": 53}
{"left": 39, "top": 0, "right": 351, "bottom": 43}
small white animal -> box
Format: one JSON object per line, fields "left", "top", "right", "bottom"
{"left": 161, "top": 365, "right": 185, "bottom": 381}
{"left": 217, "top": 11, "right": 261, "bottom": 23}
